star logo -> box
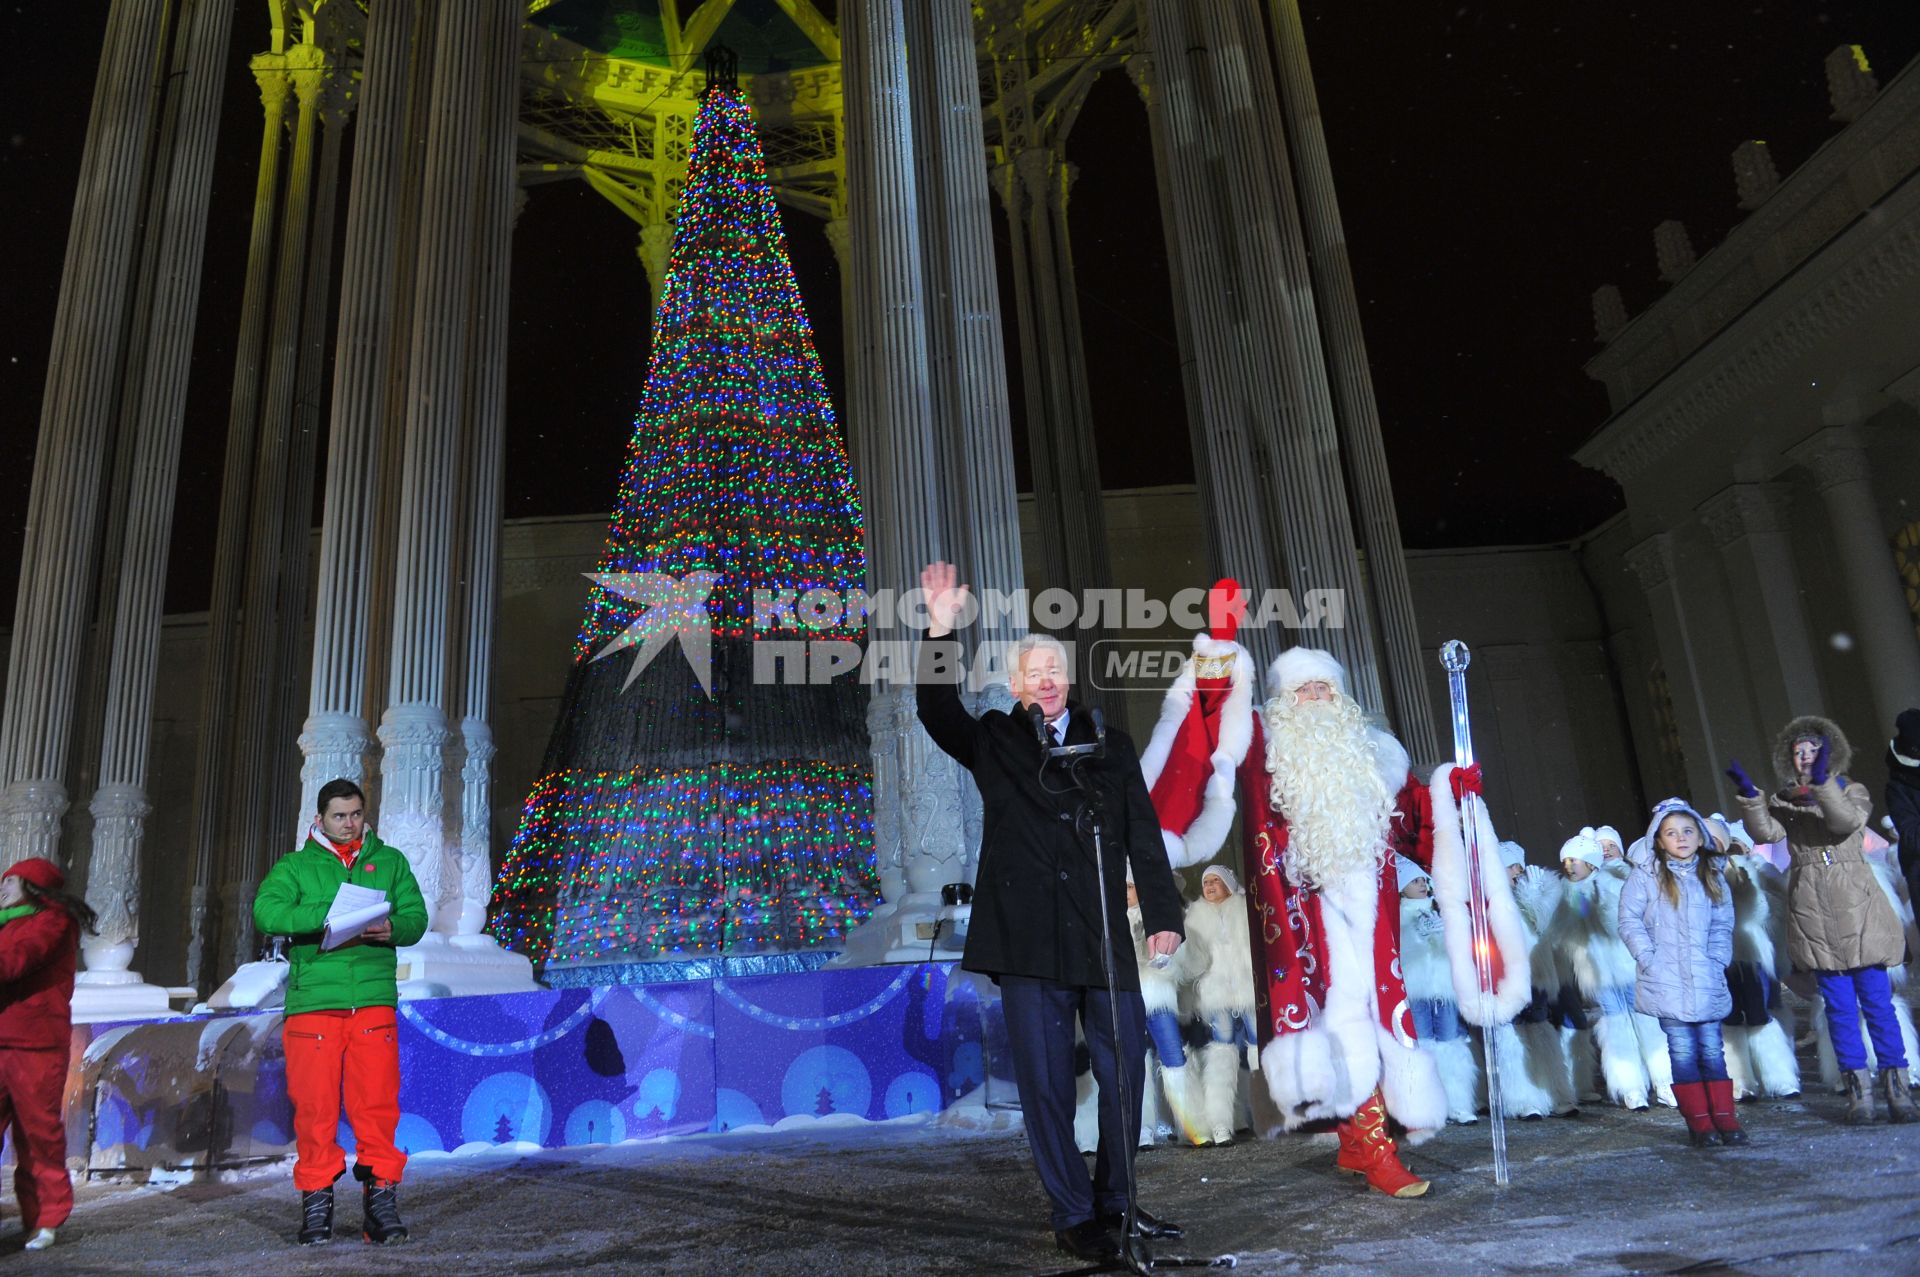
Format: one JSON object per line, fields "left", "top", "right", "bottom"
{"left": 585, "top": 571, "right": 719, "bottom": 697}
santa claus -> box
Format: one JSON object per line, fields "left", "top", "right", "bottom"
{"left": 1141, "top": 598, "right": 1530, "bottom": 1198}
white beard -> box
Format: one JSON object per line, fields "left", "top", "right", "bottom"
{"left": 1264, "top": 695, "right": 1395, "bottom": 892}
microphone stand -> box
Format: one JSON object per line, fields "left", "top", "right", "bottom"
{"left": 1035, "top": 710, "right": 1234, "bottom": 1276}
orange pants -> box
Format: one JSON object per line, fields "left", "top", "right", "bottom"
{"left": 0, "top": 1046, "right": 72, "bottom": 1229}
{"left": 283, "top": 1008, "right": 406, "bottom": 1191}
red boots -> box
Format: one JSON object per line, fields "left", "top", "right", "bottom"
{"left": 1703, "top": 1078, "right": 1749, "bottom": 1145}
{"left": 1674, "top": 1079, "right": 1748, "bottom": 1146}
{"left": 1335, "top": 1093, "right": 1429, "bottom": 1198}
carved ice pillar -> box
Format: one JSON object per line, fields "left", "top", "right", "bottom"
{"left": 301, "top": 0, "right": 425, "bottom": 822}
{"left": 1265, "top": 0, "right": 1440, "bottom": 760}
{"left": 0, "top": 0, "right": 168, "bottom": 865}
{"left": 1625, "top": 535, "right": 1725, "bottom": 806}
{"left": 73, "top": 0, "right": 236, "bottom": 1018}
{"left": 377, "top": 0, "right": 498, "bottom": 939}
{"left": 184, "top": 55, "right": 291, "bottom": 990}
{"left": 837, "top": 0, "right": 969, "bottom": 961}
{"left": 1789, "top": 429, "right": 1920, "bottom": 731}
{"left": 219, "top": 41, "right": 331, "bottom": 972}
{"left": 1696, "top": 484, "right": 1824, "bottom": 728}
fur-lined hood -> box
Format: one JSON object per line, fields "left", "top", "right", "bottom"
{"left": 1770, "top": 714, "right": 1851, "bottom": 787}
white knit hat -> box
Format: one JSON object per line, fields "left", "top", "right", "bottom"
{"left": 1265, "top": 647, "right": 1347, "bottom": 701}
{"left": 1593, "top": 824, "right": 1624, "bottom": 852}
{"left": 1393, "top": 853, "right": 1431, "bottom": 892}
{"left": 1498, "top": 840, "right": 1527, "bottom": 870}
{"left": 1558, "top": 829, "right": 1604, "bottom": 868}
{"left": 1200, "top": 864, "right": 1242, "bottom": 895}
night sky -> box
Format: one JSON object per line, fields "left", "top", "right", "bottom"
{"left": 4, "top": 2, "right": 1920, "bottom": 624}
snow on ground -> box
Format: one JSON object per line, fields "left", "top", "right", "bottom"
{"left": 14, "top": 1088, "right": 1920, "bottom": 1275}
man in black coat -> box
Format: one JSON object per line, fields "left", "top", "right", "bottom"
{"left": 1888, "top": 708, "right": 1920, "bottom": 909}
{"left": 915, "top": 561, "right": 1186, "bottom": 1263}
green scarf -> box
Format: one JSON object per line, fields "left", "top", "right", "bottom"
{"left": 0, "top": 903, "right": 37, "bottom": 928}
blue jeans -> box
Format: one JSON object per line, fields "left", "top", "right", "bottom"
{"left": 1817, "top": 966, "right": 1910, "bottom": 1071}
{"left": 1146, "top": 1009, "right": 1187, "bottom": 1069}
{"left": 1411, "top": 997, "right": 1465, "bottom": 1043}
{"left": 1659, "top": 1018, "right": 1727, "bottom": 1084}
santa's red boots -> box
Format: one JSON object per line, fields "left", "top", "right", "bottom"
{"left": 1671, "top": 1081, "right": 1717, "bottom": 1146}
{"left": 1334, "top": 1093, "right": 1429, "bottom": 1198}
{"left": 1703, "top": 1079, "right": 1749, "bottom": 1145}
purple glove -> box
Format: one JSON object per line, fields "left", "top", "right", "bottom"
{"left": 1809, "top": 737, "right": 1832, "bottom": 787}
{"left": 1725, "top": 759, "right": 1757, "bottom": 798}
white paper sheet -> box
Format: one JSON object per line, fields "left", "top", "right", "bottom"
{"left": 321, "top": 881, "right": 391, "bottom": 951}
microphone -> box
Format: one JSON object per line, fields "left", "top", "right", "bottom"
{"left": 1027, "top": 702, "right": 1050, "bottom": 749}
{"left": 1090, "top": 706, "right": 1106, "bottom": 758}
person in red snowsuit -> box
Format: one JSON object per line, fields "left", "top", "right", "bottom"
{"left": 0, "top": 857, "right": 95, "bottom": 1251}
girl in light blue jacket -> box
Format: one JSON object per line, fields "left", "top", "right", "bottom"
{"left": 1619, "top": 800, "right": 1744, "bottom": 1147}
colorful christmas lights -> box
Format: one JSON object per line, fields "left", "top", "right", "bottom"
{"left": 489, "top": 86, "right": 877, "bottom": 969}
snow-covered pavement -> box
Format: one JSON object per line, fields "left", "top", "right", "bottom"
{"left": 17, "top": 1087, "right": 1920, "bottom": 1275}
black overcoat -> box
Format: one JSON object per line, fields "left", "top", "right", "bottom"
{"left": 916, "top": 657, "right": 1185, "bottom": 989}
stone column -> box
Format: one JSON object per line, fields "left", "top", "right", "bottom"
{"left": 268, "top": 76, "right": 351, "bottom": 843}
{"left": 0, "top": 0, "right": 168, "bottom": 864}
{"left": 219, "top": 41, "right": 332, "bottom": 973}
{"left": 1697, "top": 484, "right": 1825, "bottom": 729}
{"left": 903, "top": 0, "right": 1027, "bottom": 678}
{"left": 1138, "top": 0, "right": 1379, "bottom": 695}
{"left": 1789, "top": 428, "right": 1920, "bottom": 731}
{"left": 837, "top": 0, "right": 969, "bottom": 961}
{"left": 425, "top": 0, "right": 538, "bottom": 996}
{"left": 1124, "top": 51, "right": 1213, "bottom": 570}
{"left": 990, "top": 164, "right": 1067, "bottom": 591}
{"left": 1264, "top": 0, "right": 1440, "bottom": 761}
{"left": 183, "top": 54, "right": 291, "bottom": 990}
{"left": 1625, "top": 535, "right": 1726, "bottom": 807}
{"left": 300, "top": 0, "right": 425, "bottom": 823}
{"left": 73, "top": 0, "right": 236, "bottom": 1019}
{"left": 377, "top": 0, "right": 503, "bottom": 924}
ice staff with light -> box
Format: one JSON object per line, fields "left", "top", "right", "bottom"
{"left": 1440, "top": 639, "right": 1509, "bottom": 1186}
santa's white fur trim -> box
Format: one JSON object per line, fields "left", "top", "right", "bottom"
{"left": 1258, "top": 863, "right": 1382, "bottom": 1126}
{"left": 1140, "top": 638, "right": 1256, "bottom": 869}
{"left": 1426, "top": 763, "right": 1532, "bottom": 1025}
{"left": 1265, "top": 647, "right": 1347, "bottom": 701}
{"left": 1376, "top": 1026, "right": 1448, "bottom": 1144}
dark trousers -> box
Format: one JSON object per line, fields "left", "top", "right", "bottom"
{"left": 999, "top": 974, "right": 1147, "bottom": 1231}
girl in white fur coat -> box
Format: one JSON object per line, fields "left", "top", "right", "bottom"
{"left": 1704, "top": 817, "right": 1802, "bottom": 1100}
{"left": 1491, "top": 843, "right": 1581, "bottom": 1118}
{"left": 1181, "top": 864, "right": 1256, "bottom": 1145}
{"left": 1396, "top": 855, "right": 1480, "bottom": 1124}
{"left": 1550, "top": 828, "right": 1675, "bottom": 1109}
{"left": 1130, "top": 870, "right": 1198, "bottom": 1145}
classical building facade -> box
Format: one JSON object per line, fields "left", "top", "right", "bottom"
{"left": 1576, "top": 43, "right": 1920, "bottom": 819}
{"left": 1, "top": 0, "right": 1440, "bottom": 1004}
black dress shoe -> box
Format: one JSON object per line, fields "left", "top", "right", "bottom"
{"left": 1100, "top": 1205, "right": 1184, "bottom": 1239}
{"left": 1054, "top": 1218, "right": 1121, "bottom": 1261}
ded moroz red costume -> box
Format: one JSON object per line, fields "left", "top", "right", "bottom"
{"left": 1140, "top": 584, "right": 1531, "bottom": 1196}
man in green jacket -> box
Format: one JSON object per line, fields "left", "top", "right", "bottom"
{"left": 254, "top": 778, "right": 429, "bottom": 1246}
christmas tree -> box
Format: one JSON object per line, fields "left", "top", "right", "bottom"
{"left": 489, "top": 72, "right": 877, "bottom": 971}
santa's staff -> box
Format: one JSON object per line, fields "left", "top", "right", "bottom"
{"left": 1439, "top": 639, "right": 1510, "bottom": 1187}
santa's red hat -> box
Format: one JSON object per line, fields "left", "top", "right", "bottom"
{"left": 3, "top": 857, "right": 65, "bottom": 891}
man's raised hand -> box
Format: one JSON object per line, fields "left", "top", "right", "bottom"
{"left": 920, "top": 561, "right": 971, "bottom": 638}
